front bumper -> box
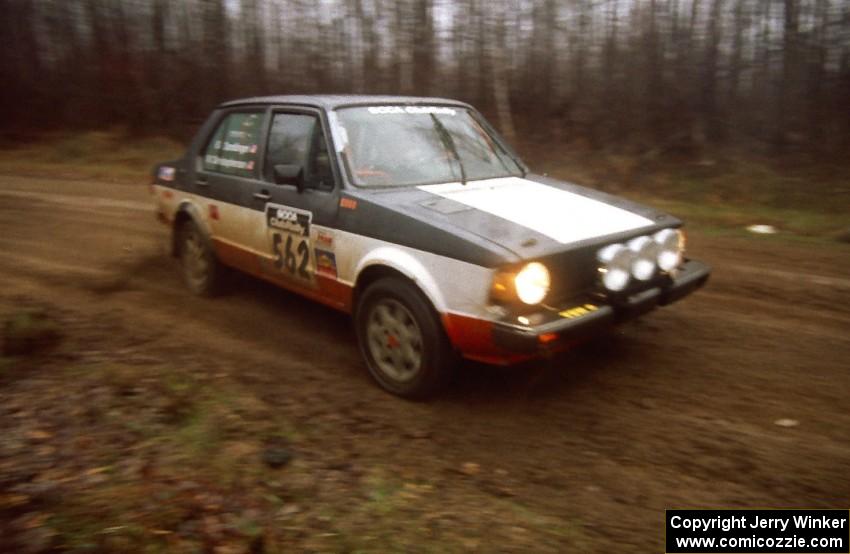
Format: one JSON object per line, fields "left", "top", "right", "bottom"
{"left": 491, "top": 259, "right": 711, "bottom": 354}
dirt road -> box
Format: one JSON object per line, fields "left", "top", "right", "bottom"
{"left": 1, "top": 175, "right": 848, "bottom": 552}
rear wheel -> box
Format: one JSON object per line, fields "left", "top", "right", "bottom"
{"left": 178, "top": 220, "right": 221, "bottom": 296}
{"left": 355, "top": 277, "right": 456, "bottom": 399}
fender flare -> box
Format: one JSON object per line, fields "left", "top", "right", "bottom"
{"left": 353, "top": 247, "right": 448, "bottom": 314}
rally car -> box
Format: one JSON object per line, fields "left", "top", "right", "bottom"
{"left": 151, "top": 95, "right": 710, "bottom": 398}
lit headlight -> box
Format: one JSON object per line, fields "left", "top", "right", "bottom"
{"left": 628, "top": 236, "right": 658, "bottom": 281}
{"left": 514, "top": 262, "right": 550, "bottom": 304}
{"left": 653, "top": 228, "right": 685, "bottom": 272}
{"left": 597, "top": 244, "right": 633, "bottom": 292}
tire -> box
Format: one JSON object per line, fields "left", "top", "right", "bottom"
{"left": 177, "top": 219, "right": 222, "bottom": 296}
{"left": 355, "top": 277, "right": 456, "bottom": 399}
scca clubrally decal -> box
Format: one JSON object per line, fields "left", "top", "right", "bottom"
{"left": 266, "top": 204, "right": 311, "bottom": 237}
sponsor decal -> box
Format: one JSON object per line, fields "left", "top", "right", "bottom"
{"left": 559, "top": 304, "right": 598, "bottom": 320}
{"left": 314, "top": 249, "right": 337, "bottom": 279}
{"left": 317, "top": 230, "right": 334, "bottom": 247}
{"left": 367, "top": 106, "right": 456, "bottom": 116}
{"left": 339, "top": 197, "right": 358, "bottom": 210}
{"left": 266, "top": 205, "right": 311, "bottom": 237}
{"left": 162, "top": 189, "right": 174, "bottom": 199}
{"left": 209, "top": 204, "right": 219, "bottom": 221}
{"left": 158, "top": 166, "right": 175, "bottom": 181}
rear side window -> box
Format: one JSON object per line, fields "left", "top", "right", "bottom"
{"left": 265, "top": 113, "right": 334, "bottom": 191}
{"left": 203, "top": 112, "right": 263, "bottom": 178}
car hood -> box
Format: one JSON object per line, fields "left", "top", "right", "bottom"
{"left": 398, "top": 174, "right": 677, "bottom": 261}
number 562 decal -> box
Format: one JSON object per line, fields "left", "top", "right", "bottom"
{"left": 266, "top": 204, "right": 314, "bottom": 282}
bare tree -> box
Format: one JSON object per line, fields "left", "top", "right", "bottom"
{"left": 1, "top": 0, "right": 848, "bottom": 159}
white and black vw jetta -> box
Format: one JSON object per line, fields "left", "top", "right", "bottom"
{"left": 152, "top": 95, "right": 710, "bottom": 398}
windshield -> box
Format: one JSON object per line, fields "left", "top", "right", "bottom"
{"left": 334, "top": 106, "right": 524, "bottom": 187}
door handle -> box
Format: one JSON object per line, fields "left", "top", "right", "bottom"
{"left": 196, "top": 177, "right": 209, "bottom": 187}
{"left": 253, "top": 191, "right": 271, "bottom": 201}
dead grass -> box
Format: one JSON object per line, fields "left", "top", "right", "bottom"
{"left": 3, "top": 351, "right": 594, "bottom": 552}
{"left": 1, "top": 308, "right": 61, "bottom": 356}
{"left": 0, "top": 130, "right": 183, "bottom": 183}
{"left": 520, "top": 142, "right": 850, "bottom": 241}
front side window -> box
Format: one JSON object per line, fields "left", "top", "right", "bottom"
{"left": 203, "top": 112, "right": 263, "bottom": 178}
{"left": 265, "top": 113, "right": 334, "bottom": 190}
{"left": 334, "top": 106, "right": 524, "bottom": 187}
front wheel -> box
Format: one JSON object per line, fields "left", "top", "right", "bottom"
{"left": 355, "top": 277, "right": 456, "bottom": 399}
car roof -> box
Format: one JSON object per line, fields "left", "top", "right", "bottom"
{"left": 218, "top": 94, "right": 472, "bottom": 111}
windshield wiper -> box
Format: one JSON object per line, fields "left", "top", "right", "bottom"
{"left": 430, "top": 113, "right": 467, "bottom": 186}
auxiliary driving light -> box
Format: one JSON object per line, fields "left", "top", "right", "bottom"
{"left": 628, "top": 236, "right": 658, "bottom": 281}
{"left": 597, "top": 244, "right": 633, "bottom": 292}
{"left": 653, "top": 228, "right": 684, "bottom": 272}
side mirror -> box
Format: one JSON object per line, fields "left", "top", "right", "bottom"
{"left": 273, "top": 164, "right": 304, "bottom": 192}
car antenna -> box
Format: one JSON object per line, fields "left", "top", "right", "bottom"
{"left": 430, "top": 113, "right": 467, "bottom": 186}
